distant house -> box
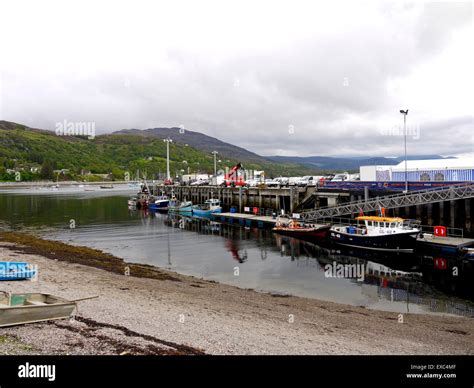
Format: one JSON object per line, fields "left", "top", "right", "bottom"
{"left": 53, "top": 169, "right": 70, "bottom": 175}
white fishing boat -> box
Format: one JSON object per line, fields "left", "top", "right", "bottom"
{"left": 330, "top": 216, "right": 421, "bottom": 252}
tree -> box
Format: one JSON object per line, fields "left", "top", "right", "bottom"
{"left": 40, "top": 160, "right": 54, "bottom": 180}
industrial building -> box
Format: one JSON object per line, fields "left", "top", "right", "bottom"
{"left": 360, "top": 158, "right": 474, "bottom": 182}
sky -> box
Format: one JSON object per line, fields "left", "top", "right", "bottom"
{"left": 0, "top": 0, "right": 472, "bottom": 158}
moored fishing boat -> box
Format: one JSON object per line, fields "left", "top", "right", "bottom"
{"left": 148, "top": 195, "right": 170, "bottom": 211}
{"left": 169, "top": 200, "right": 193, "bottom": 213}
{"left": 192, "top": 199, "right": 222, "bottom": 217}
{"left": 329, "top": 216, "right": 421, "bottom": 252}
{"left": 133, "top": 180, "right": 154, "bottom": 209}
{"left": 0, "top": 262, "right": 36, "bottom": 281}
{"left": 272, "top": 219, "right": 330, "bottom": 240}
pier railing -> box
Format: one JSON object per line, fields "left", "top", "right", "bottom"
{"left": 419, "top": 225, "right": 464, "bottom": 241}
{"left": 301, "top": 183, "right": 474, "bottom": 221}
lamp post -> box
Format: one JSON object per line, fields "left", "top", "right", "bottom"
{"left": 163, "top": 137, "right": 172, "bottom": 180}
{"left": 182, "top": 160, "right": 189, "bottom": 175}
{"left": 212, "top": 151, "right": 218, "bottom": 176}
{"left": 400, "top": 109, "right": 409, "bottom": 193}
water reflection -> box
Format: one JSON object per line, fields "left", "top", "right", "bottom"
{"left": 161, "top": 211, "right": 474, "bottom": 317}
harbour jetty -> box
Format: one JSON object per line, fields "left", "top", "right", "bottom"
{"left": 157, "top": 183, "right": 474, "bottom": 236}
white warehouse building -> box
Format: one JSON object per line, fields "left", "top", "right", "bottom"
{"left": 360, "top": 158, "right": 474, "bottom": 182}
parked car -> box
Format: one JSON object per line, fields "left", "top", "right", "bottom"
{"left": 295, "top": 176, "right": 312, "bottom": 186}
{"left": 331, "top": 173, "right": 350, "bottom": 182}
{"left": 288, "top": 177, "right": 301, "bottom": 186}
{"left": 190, "top": 179, "right": 209, "bottom": 186}
{"left": 267, "top": 178, "right": 280, "bottom": 188}
{"left": 245, "top": 179, "right": 259, "bottom": 187}
{"left": 267, "top": 177, "right": 289, "bottom": 187}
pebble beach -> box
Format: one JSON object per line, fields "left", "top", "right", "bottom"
{"left": 0, "top": 238, "right": 473, "bottom": 355}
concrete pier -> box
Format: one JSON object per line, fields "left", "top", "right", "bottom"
{"left": 157, "top": 184, "right": 474, "bottom": 236}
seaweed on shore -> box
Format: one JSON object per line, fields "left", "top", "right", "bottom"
{"left": 0, "top": 231, "right": 180, "bottom": 282}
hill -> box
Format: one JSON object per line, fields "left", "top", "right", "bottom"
{"left": 112, "top": 127, "right": 269, "bottom": 164}
{"left": 0, "top": 121, "right": 320, "bottom": 181}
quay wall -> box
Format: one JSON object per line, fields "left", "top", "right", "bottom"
{"left": 157, "top": 184, "right": 474, "bottom": 235}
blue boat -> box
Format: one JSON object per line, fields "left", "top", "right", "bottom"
{"left": 169, "top": 200, "right": 193, "bottom": 213}
{"left": 192, "top": 199, "right": 222, "bottom": 217}
{"left": 148, "top": 195, "right": 170, "bottom": 211}
{"left": 0, "top": 262, "right": 36, "bottom": 281}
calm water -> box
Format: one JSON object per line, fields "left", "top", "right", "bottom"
{"left": 1, "top": 187, "right": 473, "bottom": 317}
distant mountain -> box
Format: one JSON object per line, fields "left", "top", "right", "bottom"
{"left": 266, "top": 155, "right": 455, "bottom": 171}
{"left": 0, "top": 121, "right": 321, "bottom": 181}
{"left": 339, "top": 155, "right": 453, "bottom": 161}
{"left": 112, "top": 127, "right": 269, "bottom": 164}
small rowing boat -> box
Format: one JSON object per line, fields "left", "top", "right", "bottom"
{"left": 0, "top": 293, "right": 98, "bottom": 327}
{"left": 0, "top": 262, "right": 36, "bottom": 281}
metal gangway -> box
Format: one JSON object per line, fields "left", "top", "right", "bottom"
{"left": 301, "top": 183, "right": 474, "bottom": 221}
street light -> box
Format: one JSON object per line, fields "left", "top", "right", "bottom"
{"left": 163, "top": 137, "right": 172, "bottom": 180}
{"left": 212, "top": 151, "right": 218, "bottom": 176}
{"left": 182, "top": 160, "right": 189, "bottom": 175}
{"left": 400, "top": 109, "right": 409, "bottom": 193}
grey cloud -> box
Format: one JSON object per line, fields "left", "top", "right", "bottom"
{"left": 0, "top": 2, "right": 472, "bottom": 158}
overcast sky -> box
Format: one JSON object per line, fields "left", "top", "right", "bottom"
{"left": 0, "top": 0, "right": 472, "bottom": 157}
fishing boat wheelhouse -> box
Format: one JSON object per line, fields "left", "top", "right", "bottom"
{"left": 330, "top": 216, "right": 421, "bottom": 252}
